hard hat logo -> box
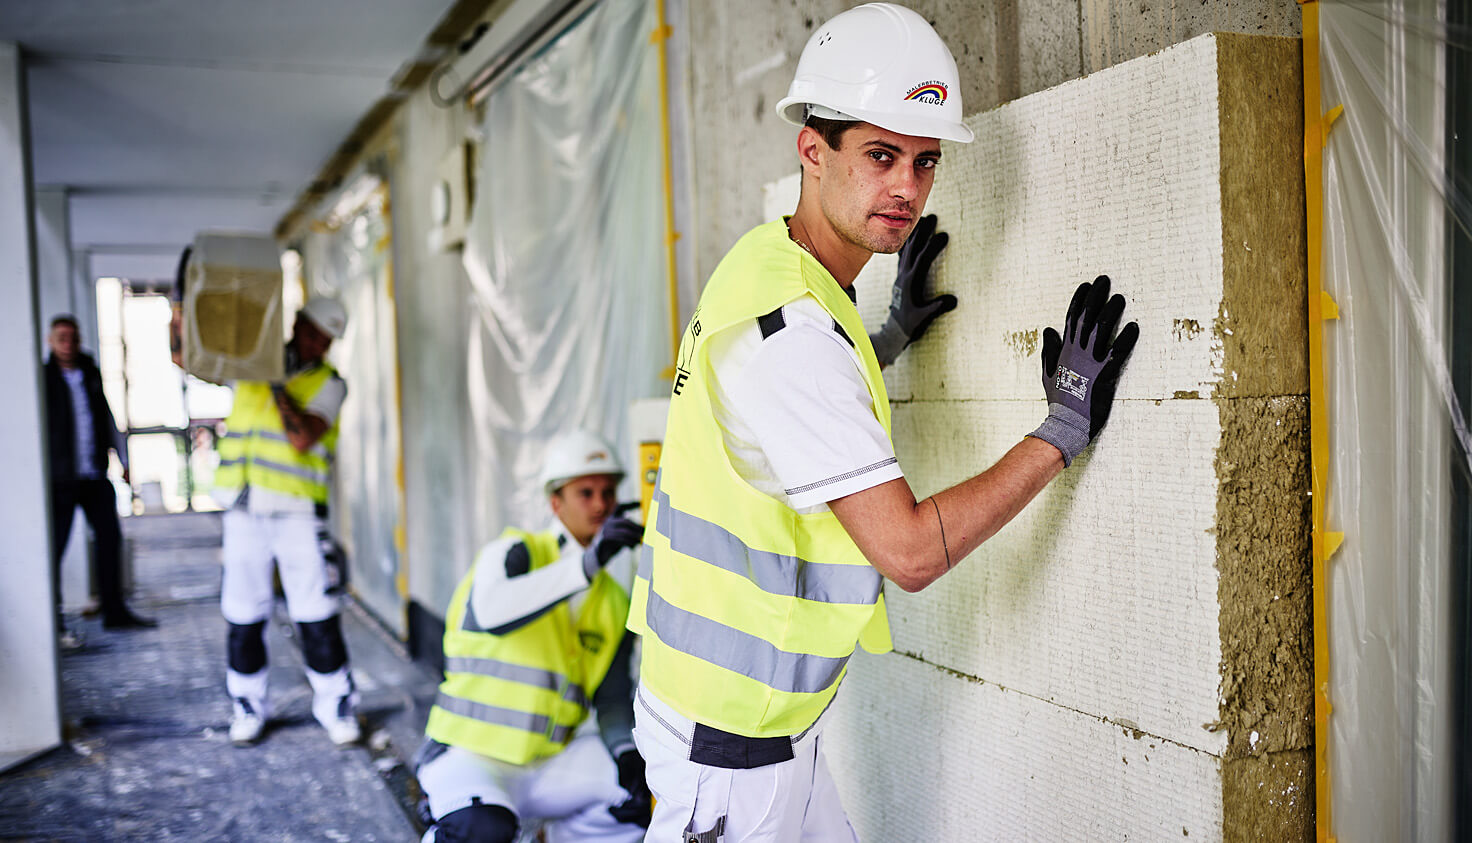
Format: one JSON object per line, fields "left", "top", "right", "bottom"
{"left": 903, "top": 82, "right": 948, "bottom": 105}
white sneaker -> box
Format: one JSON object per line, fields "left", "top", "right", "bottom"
{"left": 59, "top": 629, "right": 85, "bottom": 651}
{"left": 321, "top": 713, "right": 361, "bottom": 746}
{"left": 315, "top": 694, "right": 361, "bottom": 746}
{"left": 229, "top": 698, "right": 265, "bottom": 746}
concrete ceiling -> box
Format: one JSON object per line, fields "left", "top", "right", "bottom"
{"left": 0, "top": 0, "right": 463, "bottom": 281}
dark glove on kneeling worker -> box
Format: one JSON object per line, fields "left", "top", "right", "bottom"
{"left": 869, "top": 214, "right": 958, "bottom": 367}
{"left": 608, "top": 749, "right": 652, "bottom": 828}
{"left": 1030, "top": 274, "right": 1139, "bottom": 466}
{"left": 581, "top": 515, "right": 645, "bottom": 579}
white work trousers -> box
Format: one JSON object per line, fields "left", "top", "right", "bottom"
{"left": 417, "top": 735, "right": 645, "bottom": 843}
{"left": 634, "top": 688, "right": 858, "bottom": 843}
{"left": 222, "top": 508, "right": 351, "bottom": 718}
{"left": 221, "top": 508, "right": 338, "bottom": 625}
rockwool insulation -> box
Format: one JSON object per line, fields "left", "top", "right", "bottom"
{"left": 764, "top": 32, "right": 1309, "bottom": 840}
{"left": 183, "top": 232, "right": 284, "bottom": 385}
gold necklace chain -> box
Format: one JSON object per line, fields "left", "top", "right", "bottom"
{"left": 787, "top": 222, "right": 817, "bottom": 258}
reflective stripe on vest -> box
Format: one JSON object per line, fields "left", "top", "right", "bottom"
{"left": 425, "top": 527, "right": 631, "bottom": 765}
{"left": 432, "top": 691, "right": 577, "bottom": 746}
{"left": 628, "top": 219, "right": 894, "bottom": 740}
{"left": 638, "top": 545, "right": 851, "bottom": 695}
{"left": 442, "top": 655, "right": 592, "bottom": 710}
{"left": 214, "top": 364, "right": 339, "bottom": 504}
{"left": 651, "top": 484, "right": 882, "bottom": 606}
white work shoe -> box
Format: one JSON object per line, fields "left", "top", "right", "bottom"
{"left": 229, "top": 698, "right": 266, "bottom": 746}
{"left": 315, "top": 694, "right": 361, "bottom": 746}
{"left": 59, "top": 628, "right": 85, "bottom": 651}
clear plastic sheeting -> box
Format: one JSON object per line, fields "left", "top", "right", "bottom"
{"left": 302, "top": 184, "right": 407, "bottom": 632}
{"left": 459, "top": 0, "right": 667, "bottom": 566}
{"left": 1317, "top": 2, "right": 1469, "bottom": 838}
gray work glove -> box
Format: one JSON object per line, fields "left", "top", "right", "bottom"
{"left": 1030, "top": 275, "right": 1139, "bottom": 466}
{"left": 581, "top": 516, "right": 645, "bottom": 579}
{"left": 869, "top": 214, "right": 958, "bottom": 366}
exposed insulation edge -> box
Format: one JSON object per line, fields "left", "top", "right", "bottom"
{"left": 1213, "top": 30, "right": 1313, "bottom": 840}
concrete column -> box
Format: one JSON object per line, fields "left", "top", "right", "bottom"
{"left": 34, "top": 188, "right": 92, "bottom": 610}
{"left": 0, "top": 41, "right": 62, "bottom": 770}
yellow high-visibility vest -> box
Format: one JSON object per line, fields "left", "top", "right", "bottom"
{"left": 628, "top": 219, "right": 893, "bottom": 740}
{"left": 426, "top": 528, "right": 632, "bottom": 765}
{"left": 215, "top": 364, "right": 340, "bottom": 505}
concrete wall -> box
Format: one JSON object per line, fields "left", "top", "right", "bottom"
{"left": 686, "top": 0, "right": 1301, "bottom": 281}
{"left": 763, "top": 31, "right": 1309, "bottom": 840}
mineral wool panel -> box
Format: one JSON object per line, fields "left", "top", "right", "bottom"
{"left": 888, "top": 399, "right": 1225, "bottom": 755}
{"left": 825, "top": 651, "right": 1225, "bottom": 841}
{"left": 763, "top": 31, "right": 1309, "bottom": 840}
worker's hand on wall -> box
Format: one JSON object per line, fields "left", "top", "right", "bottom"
{"left": 608, "top": 748, "right": 652, "bottom": 828}
{"left": 582, "top": 516, "right": 646, "bottom": 579}
{"left": 1029, "top": 275, "right": 1139, "bottom": 466}
{"left": 869, "top": 214, "right": 958, "bottom": 367}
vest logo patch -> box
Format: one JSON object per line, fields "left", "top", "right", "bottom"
{"left": 673, "top": 311, "right": 700, "bottom": 397}
{"left": 579, "top": 630, "right": 605, "bottom": 654}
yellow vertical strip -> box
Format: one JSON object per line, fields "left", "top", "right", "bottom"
{"left": 1298, "top": 3, "right": 1333, "bottom": 841}
{"left": 652, "top": 0, "right": 681, "bottom": 376}
{"left": 375, "top": 185, "right": 414, "bottom": 622}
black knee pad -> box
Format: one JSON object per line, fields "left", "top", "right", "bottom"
{"left": 297, "top": 615, "right": 348, "bottom": 674}
{"left": 227, "top": 621, "right": 267, "bottom": 674}
{"left": 431, "top": 802, "right": 518, "bottom": 843}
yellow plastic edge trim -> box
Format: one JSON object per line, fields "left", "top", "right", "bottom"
{"left": 653, "top": 1, "right": 681, "bottom": 377}
{"left": 1300, "top": 3, "right": 1335, "bottom": 840}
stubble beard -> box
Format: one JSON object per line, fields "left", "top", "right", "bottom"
{"left": 824, "top": 206, "right": 914, "bottom": 257}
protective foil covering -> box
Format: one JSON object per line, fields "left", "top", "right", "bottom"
{"left": 304, "top": 186, "right": 407, "bottom": 631}
{"left": 457, "top": 0, "right": 667, "bottom": 590}
{"left": 1319, "top": 2, "right": 1468, "bottom": 838}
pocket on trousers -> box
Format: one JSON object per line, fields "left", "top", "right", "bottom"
{"left": 683, "top": 814, "right": 727, "bottom": 843}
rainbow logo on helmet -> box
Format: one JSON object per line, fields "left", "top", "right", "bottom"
{"left": 904, "top": 81, "right": 949, "bottom": 105}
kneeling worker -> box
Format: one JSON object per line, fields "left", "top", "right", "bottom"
{"left": 416, "top": 430, "right": 651, "bottom": 842}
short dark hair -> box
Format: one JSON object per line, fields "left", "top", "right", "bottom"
{"left": 804, "top": 114, "right": 860, "bottom": 151}
{"left": 50, "top": 314, "right": 79, "bottom": 331}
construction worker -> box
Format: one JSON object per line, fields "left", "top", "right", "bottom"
{"left": 414, "top": 430, "right": 650, "bottom": 843}
{"left": 627, "top": 4, "right": 1140, "bottom": 840}
{"left": 214, "top": 296, "right": 361, "bottom": 747}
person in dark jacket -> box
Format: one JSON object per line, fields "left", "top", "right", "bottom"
{"left": 44, "top": 314, "right": 154, "bottom": 641}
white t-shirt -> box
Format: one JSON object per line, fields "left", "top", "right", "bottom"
{"left": 706, "top": 293, "right": 901, "bottom": 513}
{"left": 467, "top": 519, "right": 638, "bottom": 632}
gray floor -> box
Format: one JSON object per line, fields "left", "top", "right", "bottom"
{"left": 0, "top": 511, "right": 441, "bottom": 842}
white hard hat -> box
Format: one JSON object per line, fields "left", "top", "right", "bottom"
{"left": 299, "top": 296, "right": 347, "bottom": 339}
{"left": 539, "top": 430, "right": 624, "bottom": 495}
{"left": 775, "top": 3, "right": 973, "bottom": 144}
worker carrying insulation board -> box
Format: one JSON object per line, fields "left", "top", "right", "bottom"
{"left": 214, "top": 296, "right": 362, "bottom": 748}
{"left": 627, "top": 3, "right": 1140, "bottom": 840}
{"left": 414, "top": 430, "right": 651, "bottom": 842}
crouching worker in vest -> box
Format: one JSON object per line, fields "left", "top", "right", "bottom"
{"left": 214, "top": 296, "right": 361, "bottom": 747}
{"left": 415, "top": 430, "right": 651, "bottom": 843}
